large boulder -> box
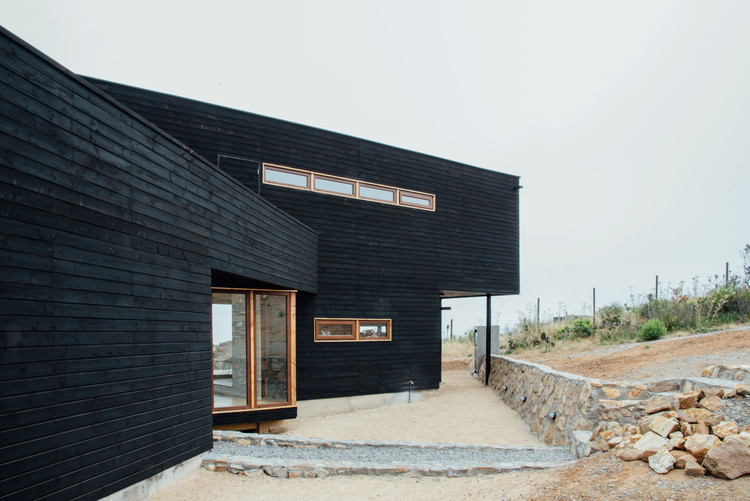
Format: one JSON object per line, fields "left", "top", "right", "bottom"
{"left": 702, "top": 438, "right": 750, "bottom": 480}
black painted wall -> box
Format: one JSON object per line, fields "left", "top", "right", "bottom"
{"left": 0, "top": 29, "right": 316, "bottom": 501}
{"left": 90, "top": 78, "right": 521, "bottom": 402}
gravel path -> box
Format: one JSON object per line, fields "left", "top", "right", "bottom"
{"left": 211, "top": 434, "right": 576, "bottom": 468}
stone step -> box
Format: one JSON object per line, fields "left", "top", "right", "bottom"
{"left": 204, "top": 431, "right": 577, "bottom": 478}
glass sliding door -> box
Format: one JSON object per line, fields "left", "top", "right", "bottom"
{"left": 211, "top": 292, "right": 248, "bottom": 409}
{"left": 212, "top": 289, "right": 294, "bottom": 411}
{"left": 255, "top": 293, "right": 289, "bottom": 405}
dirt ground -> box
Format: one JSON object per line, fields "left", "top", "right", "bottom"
{"left": 276, "top": 370, "right": 545, "bottom": 446}
{"left": 511, "top": 327, "right": 750, "bottom": 381}
{"left": 150, "top": 328, "right": 750, "bottom": 500}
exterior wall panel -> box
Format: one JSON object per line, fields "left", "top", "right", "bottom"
{"left": 0, "top": 29, "right": 316, "bottom": 501}
{"left": 89, "top": 79, "right": 520, "bottom": 402}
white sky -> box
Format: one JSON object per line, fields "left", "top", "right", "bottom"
{"left": 3, "top": 1, "right": 749, "bottom": 336}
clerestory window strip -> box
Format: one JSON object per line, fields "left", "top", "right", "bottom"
{"left": 262, "top": 163, "right": 436, "bottom": 211}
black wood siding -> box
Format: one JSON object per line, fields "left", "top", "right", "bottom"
{"left": 0, "top": 28, "right": 316, "bottom": 501}
{"left": 87, "top": 74, "right": 519, "bottom": 402}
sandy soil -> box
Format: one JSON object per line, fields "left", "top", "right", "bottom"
{"left": 275, "top": 370, "right": 545, "bottom": 446}
{"left": 150, "top": 328, "right": 750, "bottom": 500}
{"left": 150, "top": 450, "right": 750, "bottom": 501}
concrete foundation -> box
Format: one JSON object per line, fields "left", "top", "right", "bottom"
{"left": 99, "top": 454, "right": 204, "bottom": 501}
{"left": 298, "top": 388, "right": 439, "bottom": 418}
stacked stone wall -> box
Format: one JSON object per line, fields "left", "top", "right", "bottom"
{"left": 480, "top": 356, "right": 663, "bottom": 456}
{"left": 480, "top": 356, "right": 748, "bottom": 458}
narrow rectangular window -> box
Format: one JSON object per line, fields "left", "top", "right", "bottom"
{"left": 359, "top": 184, "right": 395, "bottom": 203}
{"left": 262, "top": 162, "right": 435, "bottom": 211}
{"left": 314, "top": 175, "right": 355, "bottom": 196}
{"left": 315, "top": 318, "right": 391, "bottom": 342}
{"left": 315, "top": 320, "right": 356, "bottom": 340}
{"left": 359, "top": 321, "right": 390, "bottom": 339}
{"left": 264, "top": 165, "right": 310, "bottom": 189}
{"left": 399, "top": 191, "right": 435, "bottom": 210}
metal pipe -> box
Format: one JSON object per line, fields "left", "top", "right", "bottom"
{"left": 485, "top": 294, "right": 491, "bottom": 385}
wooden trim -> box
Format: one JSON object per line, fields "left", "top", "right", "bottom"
{"left": 314, "top": 318, "right": 392, "bottom": 342}
{"left": 313, "top": 174, "right": 356, "bottom": 198}
{"left": 262, "top": 162, "right": 435, "bottom": 211}
{"left": 249, "top": 291, "right": 257, "bottom": 409}
{"left": 399, "top": 190, "right": 436, "bottom": 210}
{"left": 289, "top": 292, "right": 297, "bottom": 405}
{"left": 263, "top": 163, "right": 311, "bottom": 190}
{"left": 358, "top": 183, "right": 397, "bottom": 205}
{"left": 211, "top": 288, "right": 296, "bottom": 414}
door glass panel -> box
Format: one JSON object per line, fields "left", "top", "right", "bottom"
{"left": 212, "top": 293, "right": 248, "bottom": 408}
{"left": 256, "top": 294, "right": 289, "bottom": 405}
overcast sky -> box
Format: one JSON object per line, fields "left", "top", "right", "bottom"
{"left": 3, "top": 1, "right": 749, "bottom": 336}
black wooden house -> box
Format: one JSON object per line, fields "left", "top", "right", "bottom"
{"left": 1, "top": 27, "right": 518, "bottom": 500}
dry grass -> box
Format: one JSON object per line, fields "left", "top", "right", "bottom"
{"left": 441, "top": 338, "right": 473, "bottom": 360}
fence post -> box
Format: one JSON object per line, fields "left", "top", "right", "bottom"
{"left": 593, "top": 288, "right": 596, "bottom": 327}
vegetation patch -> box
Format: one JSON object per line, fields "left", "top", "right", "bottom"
{"left": 500, "top": 244, "right": 750, "bottom": 354}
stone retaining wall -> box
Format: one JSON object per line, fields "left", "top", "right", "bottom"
{"left": 480, "top": 356, "right": 746, "bottom": 458}
{"left": 479, "top": 356, "right": 672, "bottom": 457}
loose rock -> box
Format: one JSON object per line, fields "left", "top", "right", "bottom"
{"left": 684, "top": 460, "right": 706, "bottom": 477}
{"left": 649, "top": 416, "right": 680, "bottom": 438}
{"left": 699, "top": 395, "right": 724, "bottom": 413}
{"left": 674, "top": 453, "right": 696, "bottom": 469}
{"left": 702, "top": 438, "right": 750, "bottom": 480}
{"left": 648, "top": 447, "right": 676, "bottom": 474}
{"left": 681, "top": 408, "right": 712, "bottom": 423}
{"left": 684, "top": 433, "right": 721, "bottom": 463}
{"left": 634, "top": 431, "right": 671, "bottom": 453}
{"left": 712, "top": 421, "right": 739, "bottom": 440}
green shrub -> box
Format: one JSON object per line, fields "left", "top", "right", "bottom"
{"left": 557, "top": 318, "right": 595, "bottom": 340}
{"left": 637, "top": 319, "right": 667, "bottom": 342}
{"left": 599, "top": 304, "right": 624, "bottom": 328}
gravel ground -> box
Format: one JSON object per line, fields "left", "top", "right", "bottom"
{"left": 211, "top": 437, "right": 576, "bottom": 467}
{"left": 722, "top": 394, "right": 750, "bottom": 428}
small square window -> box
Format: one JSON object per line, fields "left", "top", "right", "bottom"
{"left": 359, "top": 321, "right": 389, "bottom": 339}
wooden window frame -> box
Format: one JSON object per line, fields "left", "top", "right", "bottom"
{"left": 211, "top": 288, "right": 297, "bottom": 414}
{"left": 263, "top": 164, "right": 311, "bottom": 190}
{"left": 262, "top": 163, "right": 436, "bottom": 211}
{"left": 313, "top": 174, "right": 356, "bottom": 197}
{"left": 358, "top": 183, "right": 397, "bottom": 204}
{"left": 314, "top": 318, "right": 392, "bottom": 342}
{"left": 399, "top": 190, "right": 435, "bottom": 210}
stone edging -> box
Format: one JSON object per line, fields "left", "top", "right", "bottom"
{"left": 203, "top": 431, "right": 572, "bottom": 478}
{"left": 212, "top": 430, "right": 551, "bottom": 452}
